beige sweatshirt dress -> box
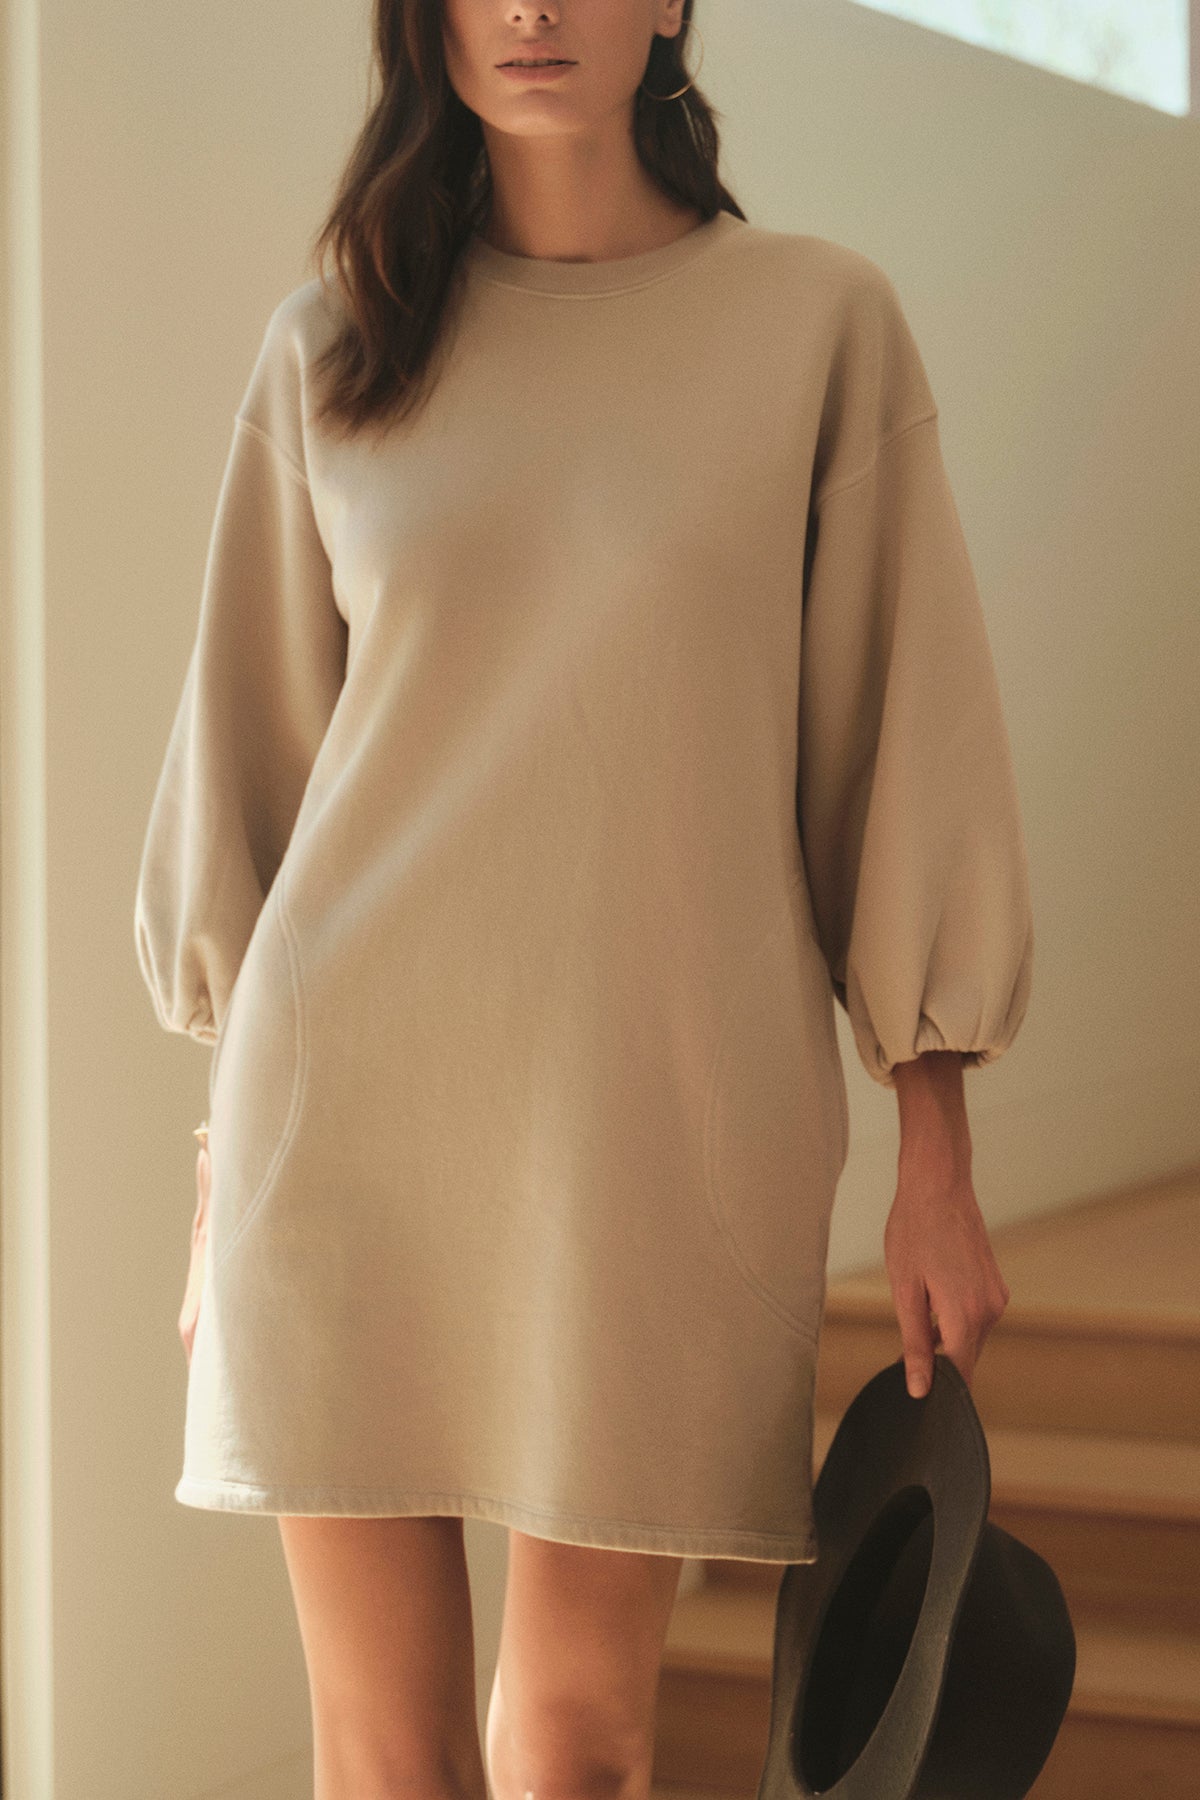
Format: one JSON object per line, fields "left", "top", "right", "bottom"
{"left": 134, "top": 208, "right": 1034, "bottom": 1561}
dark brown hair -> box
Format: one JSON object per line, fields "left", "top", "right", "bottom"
{"left": 306, "top": 0, "right": 746, "bottom": 442}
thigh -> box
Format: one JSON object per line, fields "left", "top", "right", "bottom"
{"left": 277, "top": 1513, "right": 487, "bottom": 1797}
{"left": 486, "top": 1530, "right": 686, "bottom": 1793}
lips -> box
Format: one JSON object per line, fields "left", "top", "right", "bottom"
{"left": 498, "top": 55, "right": 575, "bottom": 66}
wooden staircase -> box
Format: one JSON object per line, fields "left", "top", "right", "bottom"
{"left": 651, "top": 1164, "right": 1200, "bottom": 1800}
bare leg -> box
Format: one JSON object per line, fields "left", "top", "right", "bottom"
{"left": 485, "top": 1531, "right": 686, "bottom": 1800}
{"left": 277, "top": 1513, "right": 490, "bottom": 1800}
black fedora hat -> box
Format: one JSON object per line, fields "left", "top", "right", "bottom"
{"left": 756, "top": 1353, "right": 1076, "bottom": 1800}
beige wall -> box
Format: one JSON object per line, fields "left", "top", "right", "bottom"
{"left": 3, "top": 0, "right": 1197, "bottom": 1794}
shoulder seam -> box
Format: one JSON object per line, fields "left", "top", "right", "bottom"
{"left": 233, "top": 413, "right": 310, "bottom": 491}
{"left": 813, "top": 408, "right": 939, "bottom": 511}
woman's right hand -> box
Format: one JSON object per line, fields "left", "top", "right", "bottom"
{"left": 179, "top": 1134, "right": 211, "bottom": 1367}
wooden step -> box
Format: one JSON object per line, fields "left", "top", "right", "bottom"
{"left": 652, "top": 1581, "right": 1200, "bottom": 1797}
{"left": 814, "top": 1300, "right": 1200, "bottom": 1442}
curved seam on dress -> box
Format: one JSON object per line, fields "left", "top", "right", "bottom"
{"left": 812, "top": 408, "right": 939, "bottom": 511}
{"left": 702, "top": 867, "right": 822, "bottom": 1346}
{"left": 210, "top": 863, "right": 308, "bottom": 1276}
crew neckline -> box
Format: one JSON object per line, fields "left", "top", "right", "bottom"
{"left": 463, "top": 207, "right": 746, "bottom": 296}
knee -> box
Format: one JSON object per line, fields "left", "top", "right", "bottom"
{"left": 489, "top": 1751, "right": 653, "bottom": 1800}
{"left": 487, "top": 1696, "right": 655, "bottom": 1800}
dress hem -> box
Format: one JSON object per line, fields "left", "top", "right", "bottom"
{"left": 174, "top": 1474, "right": 819, "bottom": 1563}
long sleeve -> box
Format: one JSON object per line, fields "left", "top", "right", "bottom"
{"left": 796, "top": 272, "right": 1034, "bottom": 1089}
{"left": 134, "top": 296, "right": 348, "bottom": 1044}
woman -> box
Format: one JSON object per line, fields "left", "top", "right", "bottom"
{"left": 135, "top": 1, "right": 1033, "bottom": 1796}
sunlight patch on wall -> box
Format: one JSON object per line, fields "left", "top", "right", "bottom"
{"left": 850, "top": 0, "right": 1191, "bottom": 116}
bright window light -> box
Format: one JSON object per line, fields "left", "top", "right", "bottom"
{"left": 849, "top": 0, "right": 1191, "bottom": 116}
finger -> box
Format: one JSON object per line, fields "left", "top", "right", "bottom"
{"left": 893, "top": 1279, "right": 936, "bottom": 1397}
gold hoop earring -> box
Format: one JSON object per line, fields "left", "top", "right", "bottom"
{"left": 639, "top": 22, "right": 705, "bottom": 102}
